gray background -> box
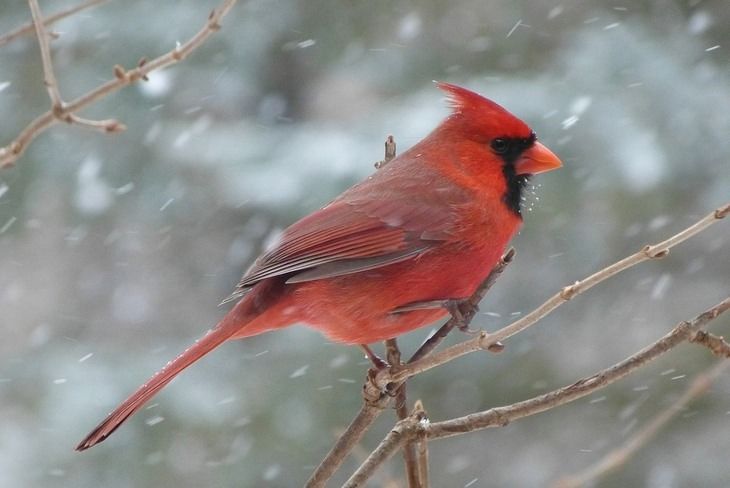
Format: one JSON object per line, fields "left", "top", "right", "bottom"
{"left": 0, "top": 1, "right": 729, "bottom": 486}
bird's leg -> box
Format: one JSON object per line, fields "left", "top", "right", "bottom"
{"left": 392, "top": 298, "right": 480, "bottom": 333}
{"left": 444, "top": 299, "right": 504, "bottom": 352}
{"left": 391, "top": 298, "right": 504, "bottom": 350}
{"left": 443, "top": 298, "right": 478, "bottom": 333}
{"left": 359, "top": 344, "right": 389, "bottom": 370}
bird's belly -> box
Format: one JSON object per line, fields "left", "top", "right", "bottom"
{"left": 291, "top": 243, "right": 504, "bottom": 344}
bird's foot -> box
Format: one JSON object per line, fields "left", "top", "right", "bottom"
{"left": 391, "top": 298, "right": 479, "bottom": 333}
{"left": 443, "top": 298, "right": 479, "bottom": 334}
{"left": 444, "top": 299, "right": 504, "bottom": 352}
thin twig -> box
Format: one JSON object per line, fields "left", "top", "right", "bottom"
{"left": 413, "top": 400, "right": 430, "bottom": 487}
{"left": 344, "top": 404, "right": 430, "bottom": 488}
{"left": 1, "top": 0, "right": 238, "bottom": 168}
{"left": 386, "top": 339, "right": 421, "bottom": 488}
{"left": 0, "top": 0, "right": 108, "bottom": 48}
{"left": 552, "top": 359, "right": 730, "bottom": 488}
{"left": 690, "top": 330, "right": 730, "bottom": 358}
{"left": 347, "top": 297, "right": 730, "bottom": 486}
{"left": 375, "top": 135, "right": 397, "bottom": 169}
{"left": 377, "top": 203, "right": 730, "bottom": 388}
{"left": 66, "top": 113, "right": 125, "bottom": 133}
{"left": 28, "top": 0, "right": 63, "bottom": 108}
{"left": 305, "top": 399, "right": 389, "bottom": 488}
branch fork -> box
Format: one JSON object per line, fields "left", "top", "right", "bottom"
{"left": 1, "top": 0, "right": 238, "bottom": 168}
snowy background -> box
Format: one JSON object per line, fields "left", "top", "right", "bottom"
{"left": 1, "top": 1, "right": 729, "bottom": 487}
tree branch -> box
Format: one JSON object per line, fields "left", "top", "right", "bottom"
{"left": 1, "top": 0, "right": 238, "bottom": 168}
{"left": 552, "top": 359, "right": 730, "bottom": 488}
{"left": 344, "top": 404, "right": 429, "bottom": 488}
{"left": 0, "top": 0, "right": 108, "bottom": 49}
{"left": 376, "top": 203, "right": 730, "bottom": 389}
{"left": 347, "top": 297, "right": 730, "bottom": 486}
{"left": 385, "top": 339, "right": 422, "bottom": 487}
{"left": 305, "top": 399, "right": 389, "bottom": 488}
{"left": 690, "top": 330, "right": 730, "bottom": 358}
{"left": 412, "top": 400, "right": 430, "bottom": 487}
{"left": 427, "top": 296, "right": 730, "bottom": 439}
{"left": 28, "top": 0, "right": 63, "bottom": 109}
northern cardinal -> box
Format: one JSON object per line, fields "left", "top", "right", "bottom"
{"left": 76, "top": 82, "right": 561, "bottom": 450}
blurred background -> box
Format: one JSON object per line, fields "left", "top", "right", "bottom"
{"left": 1, "top": 0, "right": 729, "bottom": 486}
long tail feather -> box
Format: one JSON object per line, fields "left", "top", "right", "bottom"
{"left": 76, "top": 289, "right": 268, "bottom": 451}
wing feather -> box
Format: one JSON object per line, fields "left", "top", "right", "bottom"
{"left": 222, "top": 166, "right": 468, "bottom": 304}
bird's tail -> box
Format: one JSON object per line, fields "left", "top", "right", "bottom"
{"left": 75, "top": 285, "right": 272, "bottom": 451}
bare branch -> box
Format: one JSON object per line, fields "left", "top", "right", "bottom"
{"left": 374, "top": 135, "right": 397, "bottom": 169}
{"left": 1, "top": 0, "right": 238, "bottom": 168}
{"left": 344, "top": 407, "right": 429, "bottom": 488}
{"left": 690, "top": 330, "right": 730, "bottom": 358}
{"left": 377, "top": 203, "right": 730, "bottom": 388}
{"left": 305, "top": 400, "right": 388, "bottom": 488}
{"left": 348, "top": 297, "right": 730, "bottom": 486}
{"left": 65, "top": 114, "right": 127, "bottom": 133}
{"left": 552, "top": 360, "right": 730, "bottom": 488}
{"left": 413, "top": 400, "right": 430, "bottom": 487}
{"left": 0, "top": 0, "right": 108, "bottom": 49}
{"left": 385, "top": 339, "right": 422, "bottom": 487}
{"left": 426, "top": 296, "right": 729, "bottom": 439}
{"left": 28, "top": 0, "right": 63, "bottom": 108}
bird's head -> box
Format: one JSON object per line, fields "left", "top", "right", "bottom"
{"left": 436, "top": 82, "right": 562, "bottom": 215}
{"left": 437, "top": 82, "right": 562, "bottom": 177}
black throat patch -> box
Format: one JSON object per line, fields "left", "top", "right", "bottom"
{"left": 501, "top": 164, "right": 530, "bottom": 217}
{"left": 495, "top": 134, "right": 536, "bottom": 218}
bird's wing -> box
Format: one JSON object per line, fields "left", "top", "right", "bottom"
{"left": 221, "top": 192, "right": 459, "bottom": 303}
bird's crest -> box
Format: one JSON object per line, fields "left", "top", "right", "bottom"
{"left": 435, "top": 82, "right": 531, "bottom": 138}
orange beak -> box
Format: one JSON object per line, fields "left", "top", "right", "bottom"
{"left": 515, "top": 141, "right": 562, "bottom": 175}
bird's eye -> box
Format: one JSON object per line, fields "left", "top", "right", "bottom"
{"left": 491, "top": 138, "right": 509, "bottom": 154}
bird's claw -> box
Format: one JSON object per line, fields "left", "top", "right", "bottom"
{"left": 444, "top": 298, "right": 479, "bottom": 333}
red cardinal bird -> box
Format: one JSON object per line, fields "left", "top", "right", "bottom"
{"left": 76, "top": 82, "right": 561, "bottom": 450}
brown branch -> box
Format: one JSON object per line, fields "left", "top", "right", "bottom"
{"left": 347, "top": 297, "right": 730, "bottom": 486}
{"left": 28, "top": 0, "right": 63, "bottom": 108}
{"left": 552, "top": 359, "right": 730, "bottom": 488}
{"left": 426, "top": 297, "right": 730, "bottom": 439}
{"left": 344, "top": 404, "right": 430, "bottom": 488}
{"left": 305, "top": 398, "right": 389, "bottom": 488}
{"left": 385, "top": 339, "right": 422, "bottom": 487}
{"left": 690, "top": 330, "right": 730, "bottom": 358}
{"left": 412, "top": 400, "right": 430, "bottom": 487}
{"left": 0, "top": 0, "right": 238, "bottom": 168}
{"left": 0, "top": 0, "right": 108, "bottom": 48}
{"left": 376, "top": 203, "right": 730, "bottom": 389}
{"left": 374, "top": 135, "right": 397, "bottom": 169}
